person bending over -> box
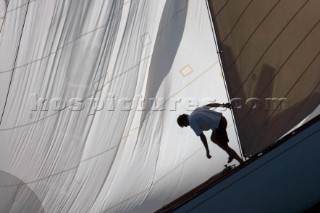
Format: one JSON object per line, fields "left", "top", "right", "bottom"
{"left": 177, "top": 103, "right": 243, "bottom": 164}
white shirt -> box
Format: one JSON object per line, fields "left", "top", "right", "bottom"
{"left": 188, "top": 106, "right": 222, "bottom": 136}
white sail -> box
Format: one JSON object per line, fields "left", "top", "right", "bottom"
{"left": 0, "top": 0, "right": 241, "bottom": 212}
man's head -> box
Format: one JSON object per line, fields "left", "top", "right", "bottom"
{"left": 177, "top": 114, "right": 189, "bottom": 127}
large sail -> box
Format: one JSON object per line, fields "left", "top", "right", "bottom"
{"left": 207, "top": 0, "right": 320, "bottom": 156}
{"left": 0, "top": 0, "right": 241, "bottom": 212}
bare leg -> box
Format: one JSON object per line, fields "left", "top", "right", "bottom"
{"left": 219, "top": 144, "right": 243, "bottom": 163}
{"left": 210, "top": 120, "right": 244, "bottom": 164}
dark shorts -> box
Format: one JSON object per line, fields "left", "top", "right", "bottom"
{"left": 210, "top": 116, "right": 229, "bottom": 146}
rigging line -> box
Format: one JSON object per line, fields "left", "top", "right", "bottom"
{"left": 206, "top": 0, "right": 244, "bottom": 159}
{"left": 205, "top": 1, "right": 220, "bottom": 53}
{"left": 237, "top": 18, "right": 320, "bottom": 128}
{"left": 0, "top": 0, "right": 31, "bottom": 126}
{"left": 185, "top": 128, "right": 320, "bottom": 213}
{"left": 0, "top": 55, "right": 152, "bottom": 132}
{"left": 0, "top": 0, "right": 131, "bottom": 74}
{"left": 232, "top": 0, "right": 309, "bottom": 97}
{"left": 220, "top": 0, "right": 254, "bottom": 44}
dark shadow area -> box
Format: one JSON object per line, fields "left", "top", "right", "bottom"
{"left": 141, "top": 0, "right": 188, "bottom": 121}
{"left": 0, "top": 170, "right": 44, "bottom": 213}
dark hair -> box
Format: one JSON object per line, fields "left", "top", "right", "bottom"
{"left": 177, "top": 114, "right": 188, "bottom": 127}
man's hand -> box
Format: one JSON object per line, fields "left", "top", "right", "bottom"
{"left": 223, "top": 103, "right": 233, "bottom": 109}
{"left": 206, "top": 153, "right": 212, "bottom": 159}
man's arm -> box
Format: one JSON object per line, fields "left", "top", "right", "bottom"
{"left": 199, "top": 133, "right": 211, "bottom": 159}
{"left": 206, "top": 103, "right": 232, "bottom": 109}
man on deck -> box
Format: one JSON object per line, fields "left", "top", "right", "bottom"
{"left": 177, "top": 103, "right": 244, "bottom": 164}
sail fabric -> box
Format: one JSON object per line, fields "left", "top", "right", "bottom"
{"left": 0, "top": 0, "right": 242, "bottom": 212}
{"left": 0, "top": 0, "right": 6, "bottom": 30}
{"left": 207, "top": 0, "right": 320, "bottom": 156}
